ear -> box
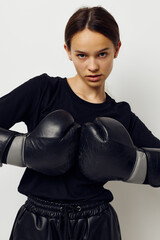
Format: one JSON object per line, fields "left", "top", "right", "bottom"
{"left": 64, "top": 44, "right": 72, "bottom": 61}
{"left": 114, "top": 41, "right": 122, "bottom": 58}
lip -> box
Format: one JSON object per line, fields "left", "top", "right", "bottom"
{"left": 86, "top": 74, "right": 102, "bottom": 81}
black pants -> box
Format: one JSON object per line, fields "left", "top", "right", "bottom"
{"left": 9, "top": 196, "right": 121, "bottom": 240}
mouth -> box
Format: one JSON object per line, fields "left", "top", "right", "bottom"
{"left": 85, "top": 74, "right": 102, "bottom": 81}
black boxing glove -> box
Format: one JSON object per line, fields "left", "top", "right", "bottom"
{"left": 0, "top": 109, "right": 80, "bottom": 176}
{"left": 78, "top": 117, "right": 147, "bottom": 184}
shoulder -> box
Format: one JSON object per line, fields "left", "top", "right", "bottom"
{"left": 106, "top": 94, "right": 132, "bottom": 129}
{"left": 25, "top": 73, "right": 65, "bottom": 94}
{"left": 29, "top": 73, "right": 63, "bottom": 86}
{"left": 108, "top": 94, "right": 131, "bottom": 113}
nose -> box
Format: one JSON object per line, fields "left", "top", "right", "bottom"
{"left": 88, "top": 57, "right": 99, "bottom": 72}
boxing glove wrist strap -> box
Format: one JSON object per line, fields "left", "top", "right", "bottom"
{"left": 141, "top": 148, "right": 160, "bottom": 187}
{"left": 126, "top": 150, "right": 147, "bottom": 184}
{"left": 0, "top": 128, "right": 19, "bottom": 167}
{"left": 6, "top": 135, "right": 26, "bottom": 167}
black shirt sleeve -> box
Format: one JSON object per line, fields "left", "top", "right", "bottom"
{"left": 129, "top": 111, "right": 160, "bottom": 148}
{"left": 0, "top": 73, "right": 48, "bottom": 130}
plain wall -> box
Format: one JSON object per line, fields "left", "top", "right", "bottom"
{"left": 0, "top": 0, "right": 160, "bottom": 239}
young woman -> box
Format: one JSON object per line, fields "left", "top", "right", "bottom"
{"left": 0, "top": 6, "right": 160, "bottom": 240}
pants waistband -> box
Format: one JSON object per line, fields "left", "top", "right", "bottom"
{"left": 25, "top": 196, "right": 109, "bottom": 219}
{"left": 24, "top": 196, "right": 110, "bottom": 240}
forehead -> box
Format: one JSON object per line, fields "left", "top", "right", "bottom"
{"left": 71, "top": 28, "right": 114, "bottom": 52}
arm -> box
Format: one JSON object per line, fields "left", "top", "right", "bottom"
{"left": 0, "top": 74, "right": 81, "bottom": 175}
{"left": 0, "top": 74, "right": 47, "bottom": 167}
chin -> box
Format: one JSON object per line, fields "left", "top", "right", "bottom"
{"left": 88, "top": 80, "right": 104, "bottom": 87}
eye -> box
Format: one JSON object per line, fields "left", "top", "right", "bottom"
{"left": 98, "top": 52, "right": 107, "bottom": 58}
{"left": 77, "top": 54, "right": 86, "bottom": 59}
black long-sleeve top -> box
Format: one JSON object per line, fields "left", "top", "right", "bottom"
{"left": 0, "top": 73, "right": 160, "bottom": 202}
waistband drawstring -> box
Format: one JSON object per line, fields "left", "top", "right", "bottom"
{"left": 60, "top": 204, "right": 82, "bottom": 240}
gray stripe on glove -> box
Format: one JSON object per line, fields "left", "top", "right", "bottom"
{"left": 7, "top": 135, "right": 26, "bottom": 167}
{"left": 127, "top": 150, "right": 147, "bottom": 184}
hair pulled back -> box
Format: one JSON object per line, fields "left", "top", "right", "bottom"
{"left": 65, "top": 6, "right": 120, "bottom": 50}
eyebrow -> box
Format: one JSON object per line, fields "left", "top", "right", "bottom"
{"left": 74, "top": 48, "right": 110, "bottom": 53}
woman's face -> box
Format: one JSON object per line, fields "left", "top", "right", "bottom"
{"left": 64, "top": 28, "right": 121, "bottom": 88}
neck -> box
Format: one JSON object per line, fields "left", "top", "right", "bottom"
{"left": 67, "top": 75, "right": 106, "bottom": 103}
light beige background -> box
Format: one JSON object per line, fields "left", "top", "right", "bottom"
{"left": 0, "top": 0, "right": 160, "bottom": 239}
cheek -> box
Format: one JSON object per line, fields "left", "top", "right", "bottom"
{"left": 72, "top": 59, "right": 86, "bottom": 73}
{"left": 102, "top": 58, "right": 114, "bottom": 72}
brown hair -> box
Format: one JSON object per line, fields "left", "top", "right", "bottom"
{"left": 65, "top": 6, "right": 120, "bottom": 50}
